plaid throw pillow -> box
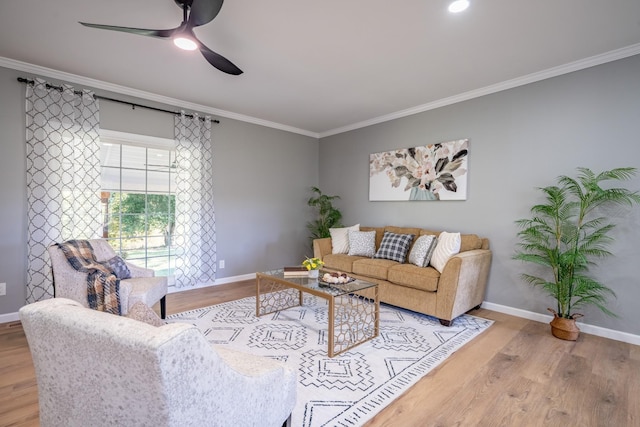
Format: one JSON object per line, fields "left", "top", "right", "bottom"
{"left": 373, "top": 231, "right": 415, "bottom": 263}
{"left": 107, "top": 255, "right": 132, "bottom": 280}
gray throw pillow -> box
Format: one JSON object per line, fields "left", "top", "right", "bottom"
{"left": 373, "top": 231, "right": 415, "bottom": 263}
{"left": 408, "top": 235, "right": 438, "bottom": 267}
{"left": 107, "top": 255, "right": 132, "bottom": 279}
{"left": 348, "top": 230, "right": 376, "bottom": 257}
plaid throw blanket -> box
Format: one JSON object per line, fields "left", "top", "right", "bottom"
{"left": 56, "top": 240, "right": 121, "bottom": 315}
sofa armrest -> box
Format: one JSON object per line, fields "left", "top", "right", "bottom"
{"left": 313, "top": 238, "right": 333, "bottom": 259}
{"left": 435, "top": 249, "right": 492, "bottom": 321}
{"left": 126, "top": 262, "right": 155, "bottom": 278}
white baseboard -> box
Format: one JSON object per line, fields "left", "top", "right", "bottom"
{"left": 4, "top": 276, "right": 639, "bottom": 346}
{"left": 167, "top": 273, "right": 257, "bottom": 294}
{"left": 481, "top": 301, "right": 640, "bottom": 346}
{"left": 0, "top": 273, "right": 258, "bottom": 325}
{"left": 0, "top": 312, "right": 20, "bottom": 324}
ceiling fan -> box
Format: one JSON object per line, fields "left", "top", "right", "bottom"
{"left": 79, "top": 0, "right": 242, "bottom": 75}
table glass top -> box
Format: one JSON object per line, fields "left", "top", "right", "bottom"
{"left": 259, "top": 269, "right": 377, "bottom": 297}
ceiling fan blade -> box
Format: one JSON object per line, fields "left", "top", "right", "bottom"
{"left": 199, "top": 43, "right": 243, "bottom": 75}
{"left": 188, "top": 0, "right": 224, "bottom": 27}
{"left": 79, "top": 22, "right": 178, "bottom": 39}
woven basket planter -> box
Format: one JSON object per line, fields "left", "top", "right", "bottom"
{"left": 548, "top": 308, "right": 583, "bottom": 341}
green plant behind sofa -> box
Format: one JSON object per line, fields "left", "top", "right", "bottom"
{"left": 306, "top": 186, "right": 343, "bottom": 241}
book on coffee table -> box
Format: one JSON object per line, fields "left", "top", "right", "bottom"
{"left": 283, "top": 266, "right": 309, "bottom": 277}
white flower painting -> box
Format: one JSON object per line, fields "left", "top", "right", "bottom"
{"left": 369, "top": 139, "right": 469, "bottom": 201}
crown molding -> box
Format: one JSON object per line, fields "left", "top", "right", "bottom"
{"left": 0, "top": 56, "right": 319, "bottom": 139}
{"left": 4, "top": 43, "right": 639, "bottom": 140}
{"left": 319, "top": 43, "right": 640, "bottom": 138}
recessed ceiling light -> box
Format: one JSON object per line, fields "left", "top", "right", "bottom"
{"left": 448, "top": 0, "right": 470, "bottom": 13}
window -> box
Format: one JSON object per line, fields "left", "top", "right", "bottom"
{"left": 99, "top": 131, "right": 177, "bottom": 277}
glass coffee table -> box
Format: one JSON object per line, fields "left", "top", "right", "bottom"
{"left": 256, "top": 269, "right": 379, "bottom": 357}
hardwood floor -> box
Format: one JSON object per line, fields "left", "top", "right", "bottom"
{"left": 1, "top": 280, "right": 638, "bottom": 427}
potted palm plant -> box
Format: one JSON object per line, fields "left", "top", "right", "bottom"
{"left": 514, "top": 167, "right": 640, "bottom": 340}
{"left": 306, "top": 186, "right": 343, "bottom": 241}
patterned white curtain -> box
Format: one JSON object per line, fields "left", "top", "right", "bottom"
{"left": 25, "top": 78, "right": 102, "bottom": 303}
{"left": 174, "top": 112, "right": 216, "bottom": 287}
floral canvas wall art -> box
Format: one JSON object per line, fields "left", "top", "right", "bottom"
{"left": 369, "top": 139, "right": 469, "bottom": 201}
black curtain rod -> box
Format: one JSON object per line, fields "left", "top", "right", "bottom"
{"left": 17, "top": 77, "right": 219, "bottom": 124}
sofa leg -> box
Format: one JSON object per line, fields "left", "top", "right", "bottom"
{"left": 160, "top": 296, "right": 166, "bottom": 319}
{"left": 282, "top": 413, "right": 292, "bottom": 427}
{"left": 439, "top": 318, "right": 452, "bottom": 327}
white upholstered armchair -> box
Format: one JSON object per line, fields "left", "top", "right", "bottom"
{"left": 20, "top": 298, "right": 297, "bottom": 427}
{"left": 48, "top": 238, "right": 168, "bottom": 318}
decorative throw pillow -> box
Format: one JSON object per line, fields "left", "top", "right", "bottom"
{"left": 373, "top": 231, "right": 415, "bottom": 263}
{"left": 126, "top": 301, "right": 164, "bottom": 327}
{"left": 107, "top": 255, "right": 132, "bottom": 280}
{"left": 408, "top": 235, "right": 438, "bottom": 267}
{"left": 430, "top": 232, "right": 461, "bottom": 273}
{"left": 348, "top": 230, "right": 376, "bottom": 257}
{"left": 329, "top": 224, "right": 360, "bottom": 254}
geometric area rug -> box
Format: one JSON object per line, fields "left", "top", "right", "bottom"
{"left": 167, "top": 295, "right": 493, "bottom": 427}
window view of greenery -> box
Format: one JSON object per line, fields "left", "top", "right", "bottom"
{"left": 100, "top": 142, "right": 178, "bottom": 277}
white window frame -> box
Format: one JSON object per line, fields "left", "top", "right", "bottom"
{"left": 99, "top": 129, "right": 177, "bottom": 281}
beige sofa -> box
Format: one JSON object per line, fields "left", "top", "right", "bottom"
{"left": 314, "top": 226, "right": 492, "bottom": 326}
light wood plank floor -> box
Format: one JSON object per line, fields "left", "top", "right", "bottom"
{"left": 1, "top": 280, "right": 638, "bottom": 427}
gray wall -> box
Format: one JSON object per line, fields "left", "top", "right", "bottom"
{"left": 2, "top": 55, "right": 639, "bottom": 336}
{"left": 0, "top": 65, "right": 318, "bottom": 315}
{"left": 318, "top": 54, "right": 640, "bottom": 335}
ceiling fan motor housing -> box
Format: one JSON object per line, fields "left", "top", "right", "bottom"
{"left": 174, "top": 0, "right": 194, "bottom": 9}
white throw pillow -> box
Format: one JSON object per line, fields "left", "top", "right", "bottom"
{"left": 430, "top": 232, "right": 461, "bottom": 273}
{"left": 408, "top": 235, "right": 437, "bottom": 267}
{"left": 329, "top": 224, "right": 360, "bottom": 254}
{"left": 348, "top": 230, "right": 376, "bottom": 257}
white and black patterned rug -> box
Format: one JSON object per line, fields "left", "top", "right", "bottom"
{"left": 167, "top": 295, "right": 493, "bottom": 426}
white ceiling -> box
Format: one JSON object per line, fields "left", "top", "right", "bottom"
{"left": 1, "top": 0, "right": 640, "bottom": 137}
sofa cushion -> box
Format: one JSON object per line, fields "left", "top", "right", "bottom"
{"left": 373, "top": 231, "right": 415, "bottom": 263}
{"left": 352, "top": 258, "right": 398, "bottom": 280}
{"left": 388, "top": 264, "right": 440, "bottom": 292}
{"left": 408, "top": 235, "right": 438, "bottom": 267}
{"left": 329, "top": 224, "right": 360, "bottom": 254}
{"left": 385, "top": 226, "right": 422, "bottom": 238}
{"left": 323, "top": 253, "right": 368, "bottom": 273}
{"left": 460, "top": 234, "right": 483, "bottom": 252}
{"left": 348, "top": 230, "right": 376, "bottom": 257}
{"left": 430, "top": 231, "right": 461, "bottom": 273}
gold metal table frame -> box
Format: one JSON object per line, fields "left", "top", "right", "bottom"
{"left": 256, "top": 270, "right": 380, "bottom": 357}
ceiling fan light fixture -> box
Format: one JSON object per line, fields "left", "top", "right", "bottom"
{"left": 79, "top": 0, "right": 242, "bottom": 74}
{"left": 448, "top": 0, "right": 470, "bottom": 13}
{"left": 173, "top": 36, "right": 198, "bottom": 51}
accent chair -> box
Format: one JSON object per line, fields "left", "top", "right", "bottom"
{"left": 48, "top": 238, "right": 168, "bottom": 318}
{"left": 20, "top": 298, "right": 297, "bottom": 427}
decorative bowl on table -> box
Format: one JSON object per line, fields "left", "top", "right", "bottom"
{"left": 319, "top": 271, "right": 355, "bottom": 286}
